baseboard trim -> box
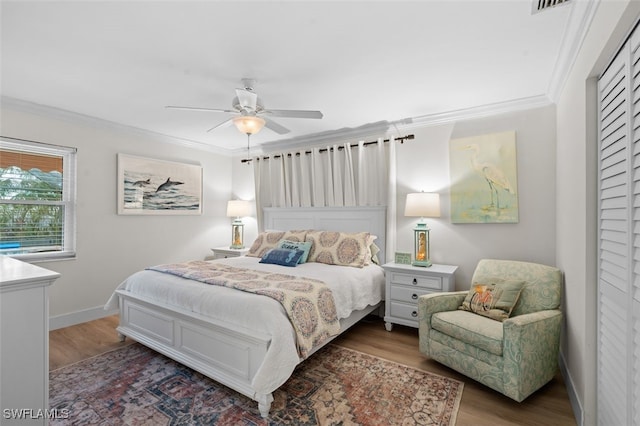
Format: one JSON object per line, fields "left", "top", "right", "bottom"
{"left": 559, "top": 349, "right": 583, "bottom": 426}
{"left": 49, "top": 305, "right": 118, "bottom": 330}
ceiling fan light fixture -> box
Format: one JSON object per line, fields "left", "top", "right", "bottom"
{"left": 233, "top": 116, "right": 265, "bottom": 135}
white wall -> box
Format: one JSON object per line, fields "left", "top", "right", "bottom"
{"left": 555, "top": 2, "right": 640, "bottom": 425}
{"left": 395, "top": 106, "right": 557, "bottom": 288}
{"left": 0, "top": 102, "right": 233, "bottom": 327}
{"left": 232, "top": 105, "right": 557, "bottom": 291}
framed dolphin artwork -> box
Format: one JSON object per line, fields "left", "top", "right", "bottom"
{"left": 117, "top": 153, "right": 202, "bottom": 215}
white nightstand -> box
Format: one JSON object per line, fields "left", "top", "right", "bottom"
{"left": 206, "top": 246, "right": 250, "bottom": 260}
{"left": 383, "top": 262, "right": 458, "bottom": 331}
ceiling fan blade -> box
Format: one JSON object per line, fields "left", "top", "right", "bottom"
{"left": 206, "top": 118, "right": 234, "bottom": 133}
{"left": 166, "top": 105, "right": 236, "bottom": 113}
{"left": 264, "top": 117, "right": 290, "bottom": 135}
{"left": 235, "top": 89, "right": 258, "bottom": 110}
{"left": 263, "top": 109, "right": 323, "bottom": 119}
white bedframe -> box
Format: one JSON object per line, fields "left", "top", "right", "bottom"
{"left": 114, "top": 206, "right": 386, "bottom": 417}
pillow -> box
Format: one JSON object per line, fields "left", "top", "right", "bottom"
{"left": 459, "top": 278, "right": 526, "bottom": 321}
{"left": 259, "top": 248, "right": 304, "bottom": 267}
{"left": 305, "top": 231, "right": 371, "bottom": 268}
{"left": 277, "top": 239, "right": 312, "bottom": 264}
{"left": 364, "top": 234, "right": 378, "bottom": 265}
{"left": 247, "top": 230, "right": 308, "bottom": 258}
{"left": 369, "top": 242, "right": 381, "bottom": 265}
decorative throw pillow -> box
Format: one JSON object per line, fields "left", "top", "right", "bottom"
{"left": 369, "top": 242, "right": 381, "bottom": 265}
{"left": 277, "top": 239, "right": 312, "bottom": 264}
{"left": 459, "top": 278, "right": 526, "bottom": 321}
{"left": 259, "top": 248, "right": 304, "bottom": 267}
{"left": 247, "top": 230, "right": 308, "bottom": 258}
{"left": 364, "top": 234, "right": 378, "bottom": 265}
{"left": 305, "top": 231, "right": 371, "bottom": 268}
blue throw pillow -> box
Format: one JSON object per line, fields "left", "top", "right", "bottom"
{"left": 259, "top": 248, "right": 304, "bottom": 267}
{"left": 277, "top": 239, "right": 312, "bottom": 264}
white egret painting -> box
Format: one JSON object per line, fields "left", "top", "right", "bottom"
{"left": 449, "top": 131, "right": 518, "bottom": 223}
{"left": 117, "top": 154, "right": 202, "bottom": 215}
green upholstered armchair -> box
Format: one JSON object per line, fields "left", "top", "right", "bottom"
{"left": 418, "top": 259, "right": 562, "bottom": 402}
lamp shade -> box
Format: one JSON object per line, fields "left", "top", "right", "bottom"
{"left": 404, "top": 192, "right": 441, "bottom": 218}
{"left": 226, "top": 200, "right": 251, "bottom": 218}
{"left": 233, "top": 116, "right": 265, "bottom": 135}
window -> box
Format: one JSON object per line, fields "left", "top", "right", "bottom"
{"left": 0, "top": 136, "right": 77, "bottom": 261}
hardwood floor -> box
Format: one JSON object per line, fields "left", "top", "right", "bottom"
{"left": 50, "top": 315, "right": 577, "bottom": 426}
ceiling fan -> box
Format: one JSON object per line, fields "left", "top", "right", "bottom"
{"left": 166, "top": 78, "right": 323, "bottom": 135}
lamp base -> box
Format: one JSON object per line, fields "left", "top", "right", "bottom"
{"left": 412, "top": 259, "right": 432, "bottom": 267}
{"left": 230, "top": 221, "right": 244, "bottom": 250}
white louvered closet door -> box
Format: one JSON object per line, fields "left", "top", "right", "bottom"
{"left": 597, "top": 23, "right": 640, "bottom": 426}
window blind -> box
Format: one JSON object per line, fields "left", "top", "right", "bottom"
{"left": 0, "top": 138, "right": 76, "bottom": 260}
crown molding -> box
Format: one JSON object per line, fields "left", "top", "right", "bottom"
{"left": 397, "top": 95, "right": 553, "bottom": 131}
{"left": 242, "top": 94, "right": 554, "bottom": 156}
{"left": 0, "top": 96, "right": 234, "bottom": 157}
{"left": 2, "top": 93, "right": 554, "bottom": 159}
{"left": 546, "top": 0, "right": 600, "bottom": 102}
{"left": 244, "top": 120, "right": 392, "bottom": 156}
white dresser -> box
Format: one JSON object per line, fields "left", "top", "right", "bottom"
{"left": 1, "top": 257, "right": 60, "bottom": 425}
{"left": 383, "top": 262, "right": 457, "bottom": 331}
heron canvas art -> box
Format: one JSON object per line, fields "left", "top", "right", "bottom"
{"left": 449, "top": 131, "right": 519, "bottom": 223}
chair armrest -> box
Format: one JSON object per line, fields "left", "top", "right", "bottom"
{"left": 418, "top": 291, "right": 467, "bottom": 316}
{"left": 502, "top": 310, "right": 563, "bottom": 401}
{"left": 418, "top": 291, "right": 467, "bottom": 355}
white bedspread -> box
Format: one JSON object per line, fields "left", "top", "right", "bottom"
{"left": 105, "top": 256, "right": 384, "bottom": 395}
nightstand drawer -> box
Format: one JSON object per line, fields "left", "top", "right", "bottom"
{"left": 383, "top": 262, "right": 458, "bottom": 331}
{"left": 213, "top": 252, "right": 235, "bottom": 260}
{"left": 389, "top": 301, "right": 420, "bottom": 321}
{"left": 209, "top": 247, "right": 249, "bottom": 260}
{"left": 389, "top": 285, "right": 431, "bottom": 303}
{"left": 389, "top": 272, "right": 442, "bottom": 290}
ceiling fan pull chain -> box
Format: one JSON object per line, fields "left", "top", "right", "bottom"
{"left": 246, "top": 133, "right": 251, "bottom": 164}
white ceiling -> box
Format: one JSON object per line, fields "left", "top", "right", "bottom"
{"left": 1, "top": 1, "right": 585, "bottom": 155}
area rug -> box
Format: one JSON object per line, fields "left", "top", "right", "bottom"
{"left": 50, "top": 343, "right": 464, "bottom": 425}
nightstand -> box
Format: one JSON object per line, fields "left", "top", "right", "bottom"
{"left": 205, "top": 246, "right": 249, "bottom": 260}
{"left": 383, "top": 262, "right": 458, "bottom": 331}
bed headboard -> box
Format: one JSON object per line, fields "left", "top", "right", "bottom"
{"left": 263, "top": 206, "right": 387, "bottom": 264}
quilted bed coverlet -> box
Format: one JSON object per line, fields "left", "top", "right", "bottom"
{"left": 147, "top": 260, "right": 340, "bottom": 358}
{"left": 105, "top": 257, "right": 384, "bottom": 395}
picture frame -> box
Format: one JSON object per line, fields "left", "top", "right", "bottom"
{"left": 394, "top": 252, "right": 412, "bottom": 265}
{"left": 449, "top": 131, "right": 519, "bottom": 224}
{"left": 117, "top": 153, "right": 202, "bottom": 215}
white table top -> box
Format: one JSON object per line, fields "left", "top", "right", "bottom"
{"left": 0, "top": 256, "right": 60, "bottom": 289}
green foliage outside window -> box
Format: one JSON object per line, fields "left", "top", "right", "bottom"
{"left": 0, "top": 166, "right": 64, "bottom": 252}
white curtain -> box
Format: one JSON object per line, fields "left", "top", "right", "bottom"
{"left": 253, "top": 137, "right": 398, "bottom": 257}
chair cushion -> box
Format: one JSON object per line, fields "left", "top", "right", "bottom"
{"left": 431, "top": 310, "right": 504, "bottom": 356}
{"left": 429, "top": 331, "right": 504, "bottom": 376}
{"left": 459, "top": 278, "right": 525, "bottom": 321}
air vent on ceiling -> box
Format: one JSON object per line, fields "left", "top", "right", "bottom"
{"left": 532, "top": 0, "right": 570, "bottom": 14}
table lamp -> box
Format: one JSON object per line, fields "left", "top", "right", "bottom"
{"left": 404, "top": 192, "right": 441, "bottom": 267}
{"left": 226, "top": 200, "right": 251, "bottom": 249}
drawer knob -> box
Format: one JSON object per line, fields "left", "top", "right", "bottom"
{"left": 412, "top": 293, "right": 418, "bottom": 300}
{"left": 412, "top": 278, "right": 417, "bottom": 285}
{"left": 412, "top": 311, "right": 418, "bottom": 317}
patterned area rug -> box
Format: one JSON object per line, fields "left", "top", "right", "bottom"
{"left": 50, "top": 343, "right": 464, "bottom": 425}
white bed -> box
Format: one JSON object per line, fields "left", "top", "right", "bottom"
{"left": 106, "top": 206, "right": 387, "bottom": 417}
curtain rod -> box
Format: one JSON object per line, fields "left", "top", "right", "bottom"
{"left": 241, "top": 134, "right": 414, "bottom": 163}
